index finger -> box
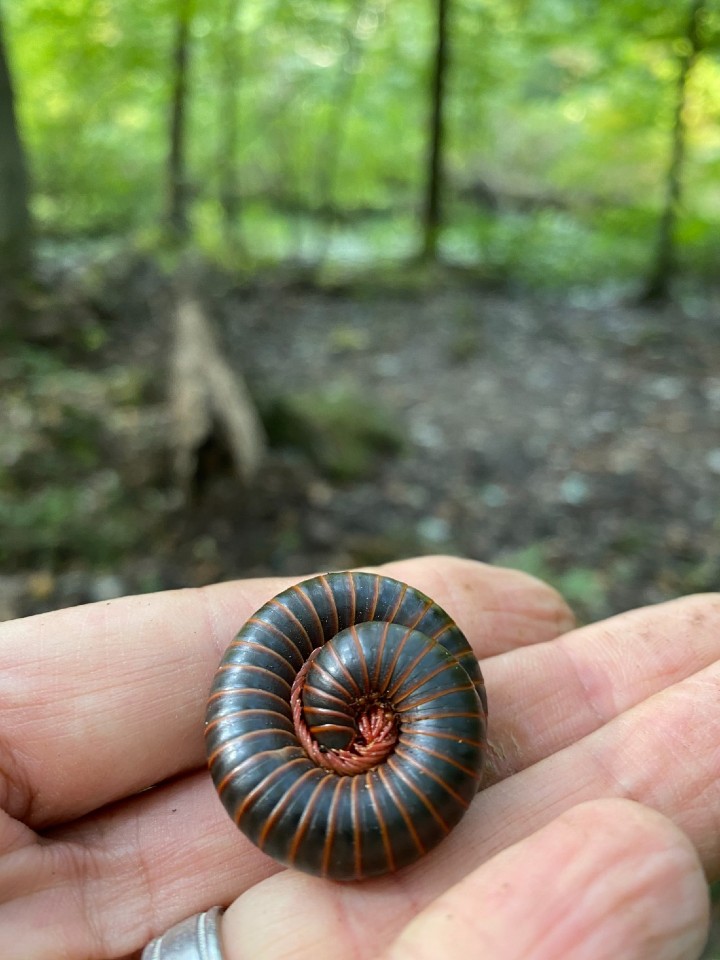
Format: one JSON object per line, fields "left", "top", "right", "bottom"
{"left": 0, "top": 556, "right": 574, "bottom": 827}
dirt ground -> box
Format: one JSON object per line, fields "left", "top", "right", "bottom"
{"left": 2, "top": 261, "right": 720, "bottom": 625}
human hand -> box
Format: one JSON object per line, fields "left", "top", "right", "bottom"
{"left": 0, "top": 557, "right": 716, "bottom": 960}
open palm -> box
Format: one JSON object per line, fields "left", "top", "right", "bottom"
{"left": 0, "top": 557, "right": 716, "bottom": 960}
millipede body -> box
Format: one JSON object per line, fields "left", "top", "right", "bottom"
{"left": 205, "top": 571, "right": 487, "bottom": 880}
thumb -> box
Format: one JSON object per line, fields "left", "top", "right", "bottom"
{"left": 381, "top": 799, "right": 709, "bottom": 960}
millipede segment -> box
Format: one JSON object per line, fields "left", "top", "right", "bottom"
{"left": 205, "top": 571, "right": 487, "bottom": 880}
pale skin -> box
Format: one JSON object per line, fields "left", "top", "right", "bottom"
{"left": 0, "top": 556, "right": 717, "bottom": 960}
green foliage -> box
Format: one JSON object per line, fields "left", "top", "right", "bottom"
{"left": 263, "top": 381, "right": 404, "bottom": 481}
{"left": 0, "top": 480, "right": 141, "bottom": 566}
{"left": 0, "top": 344, "right": 165, "bottom": 569}
{"left": 2, "top": 0, "right": 720, "bottom": 285}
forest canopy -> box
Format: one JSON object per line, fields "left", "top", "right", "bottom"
{"left": 2, "top": 0, "right": 720, "bottom": 289}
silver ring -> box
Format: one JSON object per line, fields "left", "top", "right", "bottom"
{"left": 142, "top": 906, "right": 225, "bottom": 960}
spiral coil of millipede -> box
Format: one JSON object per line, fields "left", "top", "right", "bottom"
{"left": 206, "top": 572, "right": 487, "bottom": 880}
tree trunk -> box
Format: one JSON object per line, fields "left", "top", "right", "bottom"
{"left": 0, "top": 8, "right": 31, "bottom": 299}
{"left": 643, "top": 0, "right": 704, "bottom": 302}
{"left": 168, "top": 285, "right": 266, "bottom": 495}
{"left": 218, "top": 0, "right": 242, "bottom": 244}
{"left": 421, "top": 0, "right": 450, "bottom": 261}
{"left": 167, "top": 0, "right": 193, "bottom": 239}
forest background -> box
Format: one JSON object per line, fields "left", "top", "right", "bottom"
{"left": 1, "top": 0, "right": 720, "bottom": 953}
{"left": 0, "top": 0, "right": 719, "bottom": 626}
{"left": 3, "top": 0, "right": 720, "bottom": 283}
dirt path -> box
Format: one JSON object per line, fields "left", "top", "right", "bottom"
{"left": 4, "top": 268, "right": 719, "bottom": 623}
{"left": 201, "top": 279, "right": 720, "bottom": 621}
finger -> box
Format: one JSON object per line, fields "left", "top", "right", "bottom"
{"left": 379, "top": 800, "right": 708, "bottom": 960}
{"left": 214, "top": 800, "right": 708, "bottom": 960}
{"left": 428, "top": 656, "right": 720, "bottom": 901}
{"left": 10, "top": 604, "right": 719, "bottom": 960}
{"left": 123, "top": 642, "right": 718, "bottom": 958}
{"left": 0, "top": 776, "right": 260, "bottom": 960}
{"left": 483, "top": 592, "right": 720, "bottom": 783}
{"left": 2, "top": 801, "right": 708, "bottom": 960}
{"left": 0, "top": 556, "right": 573, "bottom": 826}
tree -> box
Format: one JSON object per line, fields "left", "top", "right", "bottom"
{"left": 421, "top": 0, "right": 450, "bottom": 261}
{"left": 217, "top": 0, "right": 243, "bottom": 246}
{"left": 312, "top": 0, "right": 372, "bottom": 271}
{"left": 0, "top": 5, "right": 30, "bottom": 300}
{"left": 167, "top": 0, "right": 193, "bottom": 238}
{"left": 643, "top": 0, "right": 706, "bottom": 301}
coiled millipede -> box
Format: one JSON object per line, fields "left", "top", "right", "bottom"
{"left": 205, "top": 572, "right": 487, "bottom": 880}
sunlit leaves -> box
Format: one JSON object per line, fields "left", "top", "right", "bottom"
{"left": 2, "top": 0, "right": 719, "bottom": 281}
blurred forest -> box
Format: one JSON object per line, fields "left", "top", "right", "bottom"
{"left": 1, "top": 0, "right": 720, "bottom": 639}
{"left": 4, "top": 0, "right": 720, "bottom": 280}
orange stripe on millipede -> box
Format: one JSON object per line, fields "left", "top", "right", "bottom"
{"left": 352, "top": 774, "right": 362, "bottom": 879}
{"left": 303, "top": 705, "right": 353, "bottom": 722}
{"left": 302, "top": 684, "right": 350, "bottom": 709}
{"left": 308, "top": 725, "right": 355, "bottom": 740}
{"left": 400, "top": 739, "right": 480, "bottom": 779}
{"left": 321, "top": 778, "right": 345, "bottom": 878}
{"left": 214, "top": 744, "right": 296, "bottom": 792}
{"left": 234, "top": 756, "right": 308, "bottom": 825}
{"left": 309, "top": 724, "right": 355, "bottom": 739}
{"left": 346, "top": 572, "right": 356, "bottom": 628}
{"left": 386, "top": 582, "right": 408, "bottom": 623}
{"left": 456, "top": 648, "right": 477, "bottom": 661}
{"left": 240, "top": 619, "right": 305, "bottom": 663}
{"left": 267, "top": 597, "right": 313, "bottom": 653}
{"left": 406, "top": 598, "right": 433, "bottom": 631}
{"left": 394, "top": 747, "right": 469, "bottom": 807}
{"left": 392, "top": 659, "right": 455, "bottom": 704}
{"left": 386, "top": 641, "right": 436, "bottom": 699}
{"left": 350, "top": 625, "right": 371, "bottom": 693}
{"left": 214, "top": 753, "right": 264, "bottom": 794}
{"left": 381, "top": 625, "right": 414, "bottom": 696}
{"left": 208, "top": 727, "right": 296, "bottom": 768}
{"left": 404, "top": 727, "right": 485, "bottom": 749}
{"left": 215, "top": 662, "right": 292, "bottom": 691}
{"left": 258, "top": 767, "right": 319, "bottom": 849}
{"left": 204, "top": 707, "right": 291, "bottom": 736}
{"left": 319, "top": 575, "right": 339, "bottom": 636}
{"left": 368, "top": 575, "right": 380, "bottom": 620}
{"left": 386, "top": 757, "right": 449, "bottom": 832}
{"left": 374, "top": 620, "right": 393, "bottom": 691}
{"left": 376, "top": 764, "right": 425, "bottom": 857}
{"left": 206, "top": 687, "right": 288, "bottom": 710}
{"left": 308, "top": 658, "right": 356, "bottom": 699}
{"left": 327, "top": 641, "right": 362, "bottom": 697}
{"left": 457, "top": 648, "right": 485, "bottom": 674}
{"left": 287, "top": 774, "right": 331, "bottom": 867}
{"left": 366, "top": 770, "right": 395, "bottom": 873}
{"left": 404, "top": 708, "right": 484, "bottom": 723}
{"left": 398, "top": 683, "right": 476, "bottom": 711}
{"left": 292, "top": 584, "right": 324, "bottom": 644}
{"left": 229, "top": 637, "right": 296, "bottom": 672}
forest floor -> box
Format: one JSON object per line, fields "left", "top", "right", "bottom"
{"left": 2, "top": 255, "right": 720, "bottom": 626}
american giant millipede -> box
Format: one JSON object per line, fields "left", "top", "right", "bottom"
{"left": 205, "top": 571, "right": 487, "bottom": 880}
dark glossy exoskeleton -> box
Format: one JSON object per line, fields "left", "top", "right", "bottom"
{"left": 205, "top": 572, "right": 487, "bottom": 881}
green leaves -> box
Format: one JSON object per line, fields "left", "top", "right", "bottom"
{"left": 2, "top": 0, "right": 719, "bottom": 284}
